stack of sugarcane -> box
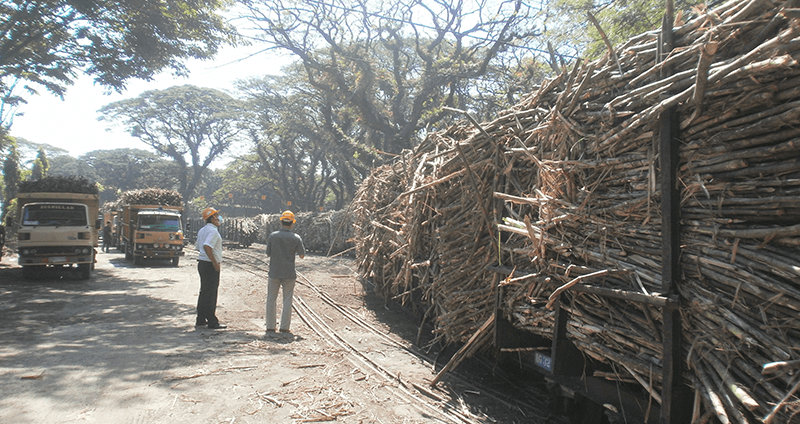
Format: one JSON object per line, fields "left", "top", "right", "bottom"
{"left": 102, "top": 199, "right": 122, "bottom": 213}
{"left": 237, "top": 217, "right": 260, "bottom": 247}
{"left": 255, "top": 210, "right": 353, "bottom": 254}
{"left": 353, "top": 0, "right": 800, "bottom": 421}
{"left": 19, "top": 176, "right": 99, "bottom": 194}
{"left": 118, "top": 188, "right": 182, "bottom": 207}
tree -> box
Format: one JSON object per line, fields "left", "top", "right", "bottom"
{"left": 542, "top": 0, "right": 706, "bottom": 60}
{"left": 240, "top": 0, "right": 544, "bottom": 157}
{"left": 31, "top": 147, "right": 49, "bottom": 181}
{"left": 8, "top": 137, "right": 68, "bottom": 170}
{"left": 2, "top": 139, "right": 21, "bottom": 224}
{"left": 80, "top": 148, "right": 179, "bottom": 191}
{"left": 47, "top": 155, "right": 100, "bottom": 181}
{"left": 79, "top": 148, "right": 180, "bottom": 204}
{"left": 0, "top": 0, "right": 239, "bottom": 148}
{"left": 211, "top": 159, "right": 283, "bottom": 215}
{"left": 237, "top": 72, "right": 373, "bottom": 210}
{"left": 98, "top": 85, "right": 245, "bottom": 202}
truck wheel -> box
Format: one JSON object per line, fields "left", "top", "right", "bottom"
{"left": 125, "top": 246, "right": 132, "bottom": 260}
{"left": 133, "top": 255, "right": 142, "bottom": 266}
{"left": 171, "top": 257, "right": 179, "bottom": 267}
{"left": 78, "top": 263, "right": 91, "bottom": 280}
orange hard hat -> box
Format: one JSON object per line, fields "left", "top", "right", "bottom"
{"left": 202, "top": 207, "right": 219, "bottom": 220}
{"left": 280, "top": 210, "right": 296, "bottom": 224}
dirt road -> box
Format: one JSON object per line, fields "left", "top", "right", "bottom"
{"left": 0, "top": 244, "right": 566, "bottom": 423}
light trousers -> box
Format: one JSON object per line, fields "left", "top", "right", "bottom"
{"left": 266, "top": 277, "right": 296, "bottom": 331}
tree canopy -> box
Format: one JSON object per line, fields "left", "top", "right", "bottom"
{"left": 79, "top": 148, "right": 180, "bottom": 204}
{"left": 99, "top": 85, "right": 246, "bottom": 202}
{"left": 30, "top": 147, "right": 48, "bottom": 181}
{"left": 1, "top": 140, "right": 20, "bottom": 224}
{"left": 236, "top": 71, "right": 374, "bottom": 210}
{"left": 240, "top": 0, "right": 545, "bottom": 156}
{"left": 542, "top": 0, "right": 707, "bottom": 60}
{"left": 0, "top": 0, "right": 239, "bottom": 147}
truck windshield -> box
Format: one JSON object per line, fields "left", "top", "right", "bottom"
{"left": 23, "top": 204, "right": 88, "bottom": 226}
{"left": 138, "top": 215, "right": 181, "bottom": 231}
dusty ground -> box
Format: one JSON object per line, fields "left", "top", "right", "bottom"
{"left": 0, "top": 242, "right": 567, "bottom": 424}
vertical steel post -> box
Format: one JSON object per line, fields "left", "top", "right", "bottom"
{"left": 659, "top": 1, "right": 690, "bottom": 422}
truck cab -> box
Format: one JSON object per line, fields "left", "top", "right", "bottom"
{"left": 17, "top": 201, "right": 98, "bottom": 279}
{"left": 122, "top": 206, "right": 185, "bottom": 266}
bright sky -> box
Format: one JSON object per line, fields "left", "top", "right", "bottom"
{"left": 10, "top": 42, "right": 288, "bottom": 161}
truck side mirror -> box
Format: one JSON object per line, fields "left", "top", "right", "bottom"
{"left": 95, "top": 219, "right": 102, "bottom": 229}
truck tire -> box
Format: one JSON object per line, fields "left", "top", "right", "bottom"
{"left": 78, "top": 263, "right": 91, "bottom": 280}
{"left": 133, "top": 254, "right": 142, "bottom": 266}
{"left": 125, "top": 245, "right": 132, "bottom": 260}
{"left": 171, "top": 257, "right": 179, "bottom": 267}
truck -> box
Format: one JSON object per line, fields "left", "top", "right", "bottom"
{"left": 16, "top": 192, "right": 100, "bottom": 280}
{"left": 119, "top": 204, "right": 185, "bottom": 266}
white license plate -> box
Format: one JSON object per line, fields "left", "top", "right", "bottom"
{"left": 49, "top": 256, "right": 67, "bottom": 263}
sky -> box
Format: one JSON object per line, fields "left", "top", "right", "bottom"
{"left": 9, "top": 42, "right": 288, "bottom": 161}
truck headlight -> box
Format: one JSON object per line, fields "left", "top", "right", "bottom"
{"left": 153, "top": 243, "right": 160, "bottom": 248}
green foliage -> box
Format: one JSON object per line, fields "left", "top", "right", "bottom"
{"left": 47, "top": 156, "right": 100, "bottom": 181}
{"left": 31, "top": 147, "right": 49, "bottom": 181}
{"left": 1, "top": 140, "right": 20, "bottom": 222}
{"left": 238, "top": 73, "right": 370, "bottom": 211}
{"left": 212, "top": 156, "right": 273, "bottom": 206}
{"left": 79, "top": 148, "right": 180, "bottom": 202}
{"left": 99, "top": 85, "right": 245, "bottom": 202}
{"left": 9, "top": 137, "right": 69, "bottom": 166}
{"left": 44, "top": 149, "right": 181, "bottom": 205}
{"left": 543, "top": 0, "right": 706, "bottom": 60}
{"left": 3, "top": 198, "right": 16, "bottom": 226}
{"left": 0, "top": 0, "right": 238, "bottom": 130}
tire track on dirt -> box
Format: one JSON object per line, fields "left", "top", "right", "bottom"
{"left": 224, "top": 245, "right": 562, "bottom": 423}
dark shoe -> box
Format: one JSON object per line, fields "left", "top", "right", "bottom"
{"left": 207, "top": 322, "right": 227, "bottom": 329}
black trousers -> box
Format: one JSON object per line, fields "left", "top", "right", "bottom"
{"left": 196, "top": 260, "right": 220, "bottom": 325}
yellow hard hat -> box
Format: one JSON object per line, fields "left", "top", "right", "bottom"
{"left": 202, "top": 207, "right": 219, "bottom": 220}
{"left": 280, "top": 210, "right": 296, "bottom": 224}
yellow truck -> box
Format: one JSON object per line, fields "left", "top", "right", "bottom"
{"left": 120, "top": 204, "right": 184, "bottom": 266}
{"left": 16, "top": 192, "right": 100, "bottom": 279}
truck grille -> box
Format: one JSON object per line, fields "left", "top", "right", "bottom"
{"left": 19, "top": 246, "right": 92, "bottom": 256}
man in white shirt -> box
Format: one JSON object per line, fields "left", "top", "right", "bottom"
{"left": 196, "top": 207, "right": 226, "bottom": 329}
